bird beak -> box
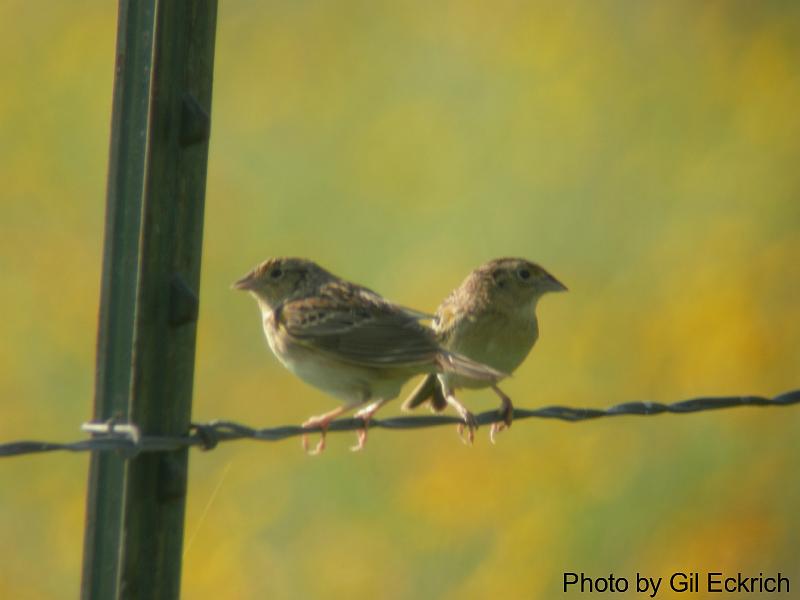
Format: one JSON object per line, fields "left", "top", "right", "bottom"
{"left": 232, "top": 271, "right": 256, "bottom": 291}
{"left": 548, "top": 273, "right": 568, "bottom": 292}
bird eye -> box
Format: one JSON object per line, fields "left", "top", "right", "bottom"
{"left": 270, "top": 268, "right": 283, "bottom": 279}
{"left": 517, "top": 268, "right": 531, "bottom": 280}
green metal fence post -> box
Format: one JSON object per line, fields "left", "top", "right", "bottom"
{"left": 82, "top": 2, "right": 157, "bottom": 597}
{"left": 82, "top": 1, "right": 218, "bottom": 598}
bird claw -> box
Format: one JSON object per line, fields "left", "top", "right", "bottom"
{"left": 489, "top": 421, "right": 508, "bottom": 444}
{"left": 301, "top": 431, "right": 327, "bottom": 455}
{"left": 489, "top": 388, "right": 514, "bottom": 444}
{"left": 301, "top": 416, "right": 330, "bottom": 456}
{"left": 456, "top": 411, "right": 478, "bottom": 445}
{"left": 349, "top": 400, "right": 384, "bottom": 452}
{"left": 350, "top": 428, "right": 367, "bottom": 452}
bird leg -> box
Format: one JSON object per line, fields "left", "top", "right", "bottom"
{"left": 350, "top": 399, "right": 388, "bottom": 452}
{"left": 489, "top": 385, "right": 513, "bottom": 444}
{"left": 301, "top": 400, "right": 364, "bottom": 455}
{"left": 437, "top": 375, "right": 477, "bottom": 445}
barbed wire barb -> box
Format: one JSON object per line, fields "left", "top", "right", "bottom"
{"left": 2, "top": 389, "right": 798, "bottom": 459}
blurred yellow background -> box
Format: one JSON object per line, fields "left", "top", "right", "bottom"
{"left": 1, "top": 1, "right": 799, "bottom": 598}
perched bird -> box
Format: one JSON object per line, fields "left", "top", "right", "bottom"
{"left": 402, "top": 258, "right": 567, "bottom": 442}
{"left": 233, "top": 257, "right": 506, "bottom": 454}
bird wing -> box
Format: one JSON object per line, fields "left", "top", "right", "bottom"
{"left": 278, "top": 283, "right": 439, "bottom": 369}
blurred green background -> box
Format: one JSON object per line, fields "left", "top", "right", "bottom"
{"left": 2, "top": 1, "right": 799, "bottom": 598}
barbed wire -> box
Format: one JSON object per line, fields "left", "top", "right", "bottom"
{"left": 2, "top": 389, "right": 798, "bottom": 458}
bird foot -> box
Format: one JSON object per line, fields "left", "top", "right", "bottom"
{"left": 350, "top": 428, "right": 368, "bottom": 452}
{"left": 439, "top": 380, "right": 478, "bottom": 446}
{"left": 489, "top": 421, "right": 508, "bottom": 444}
{"left": 489, "top": 387, "right": 514, "bottom": 444}
{"left": 349, "top": 400, "right": 385, "bottom": 452}
{"left": 301, "top": 414, "right": 335, "bottom": 455}
{"left": 456, "top": 410, "right": 478, "bottom": 446}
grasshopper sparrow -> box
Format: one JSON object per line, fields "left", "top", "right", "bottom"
{"left": 402, "top": 257, "right": 567, "bottom": 442}
{"left": 234, "top": 257, "right": 506, "bottom": 453}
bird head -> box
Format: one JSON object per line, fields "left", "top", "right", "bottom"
{"left": 232, "top": 257, "right": 334, "bottom": 309}
{"left": 481, "top": 257, "right": 567, "bottom": 307}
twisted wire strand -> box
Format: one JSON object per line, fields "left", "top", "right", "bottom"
{"left": 2, "top": 389, "right": 798, "bottom": 458}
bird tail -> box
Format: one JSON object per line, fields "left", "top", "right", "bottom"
{"left": 401, "top": 374, "right": 447, "bottom": 412}
{"left": 403, "top": 352, "right": 505, "bottom": 413}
